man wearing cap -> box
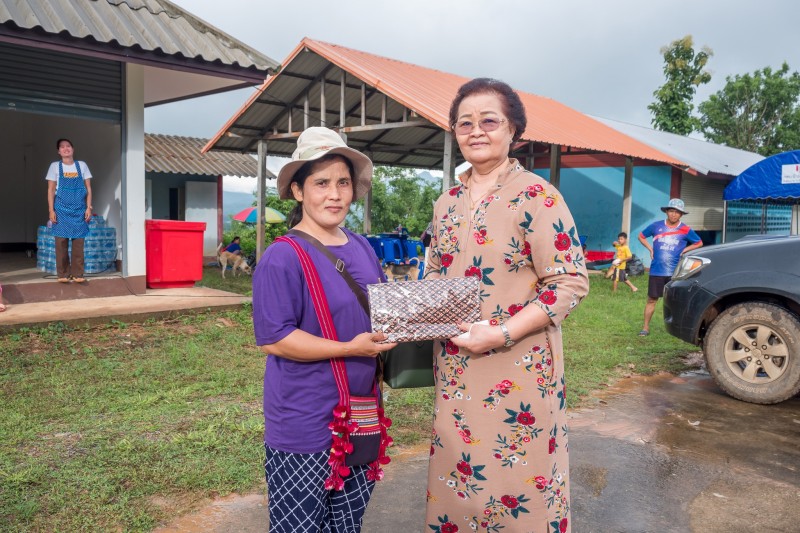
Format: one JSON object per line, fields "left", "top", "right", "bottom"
{"left": 637, "top": 198, "right": 703, "bottom": 336}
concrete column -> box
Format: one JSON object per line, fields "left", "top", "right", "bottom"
{"left": 622, "top": 157, "right": 633, "bottom": 236}
{"left": 442, "top": 131, "right": 456, "bottom": 191}
{"left": 122, "top": 63, "right": 146, "bottom": 278}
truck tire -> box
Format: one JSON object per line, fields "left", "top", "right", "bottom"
{"left": 704, "top": 302, "right": 800, "bottom": 404}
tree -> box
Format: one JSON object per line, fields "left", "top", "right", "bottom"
{"left": 698, "top": 62, "right": 800, "bottom": 156}
{"left": 648, "top": 35, "right": 713, "bottom": 135}
{"left": 346, "top": 166, "right": 440, "bottom": 236}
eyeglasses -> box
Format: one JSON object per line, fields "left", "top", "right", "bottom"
{"left": 452, "top": 117, "right": 507, "bottom": 135}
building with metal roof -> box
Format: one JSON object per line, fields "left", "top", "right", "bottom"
{"left": 144, "top": 133, "right": 270, "bottom": 254}
{"left": 146, "top": 133, "right": 260, "bottom": 177}
{"left": 204, "top": 38, "right": 690, "bottom": 256}
{"left": 0, "top": 0, "right": 279, "bottom": 304}
{"left": 0, "top": 0, "right": 278, "bottom": 106}
{"left": 593, "top": 117, "right": 763, "bottom": 179}
{"left": 206, "top": 38, "right": 683, "bottom": 169}
{"left": 589, "top": 116, "right": 765, "bottom": 246}
{"left": 204, "top": 37, "right": 768, "bottom": 262}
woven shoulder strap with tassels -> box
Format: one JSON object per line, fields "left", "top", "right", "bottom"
{"left": 274, "top": 235, "right": 389, "bottom": 489}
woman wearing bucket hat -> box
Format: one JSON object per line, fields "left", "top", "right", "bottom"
{"left": 252, "top": 127, "right": 396, "bottom": 533}
{"left": 637, "top": 198, "right": 703, "bottom": 336}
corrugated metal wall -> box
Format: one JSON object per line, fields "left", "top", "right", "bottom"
{"left": 681, "top": 174, "right": 727, "bottom": 231}
{"left": 0, "top": 42, "right": 122, "bottom": 121}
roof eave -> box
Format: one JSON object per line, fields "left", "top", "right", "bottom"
{"left": 0, "top": 26, "right": 275, "bottom": 84}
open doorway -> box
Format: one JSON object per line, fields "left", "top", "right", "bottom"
{"left": 0, "top": 109, "right": 122, "bottom": 286}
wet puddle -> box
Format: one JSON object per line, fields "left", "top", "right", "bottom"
{"left": 569, "top": 371, "right": 800, "bottom": 532}
{"left": 153, "top": 372, "right": 800, "bottom": 532}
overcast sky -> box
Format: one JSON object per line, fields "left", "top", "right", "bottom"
{"left": 147, "top": 0, "right": 800, "bottom": 191}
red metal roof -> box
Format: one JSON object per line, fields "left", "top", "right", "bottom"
{"left": 205, "top": 38, "right": 684, "bottom": 167}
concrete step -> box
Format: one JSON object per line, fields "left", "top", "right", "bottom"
{"left": 2, "top": 275, "right": 145, "bottom": 304}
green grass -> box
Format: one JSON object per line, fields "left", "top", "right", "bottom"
{"left": 195, "top": 264, "right": 254, "bottom": 295}
{"left": 0, "top": 272, "right": 697, "bottom": 531}
{"left": 563, "top": 273, "right": 699, "bottom": 402}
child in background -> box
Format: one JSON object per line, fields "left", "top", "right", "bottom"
{"left": 223, "top": 236, "right": 242, "bottom": 255}
{"left": 609, "top": 232, "right": 638, "bottom": 293}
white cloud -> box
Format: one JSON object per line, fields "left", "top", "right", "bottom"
{"left": 149, "top": 0, "right": 800, "bottom": 142}
{"left": 223, "top": 175, "right": 257, "bottom": 194}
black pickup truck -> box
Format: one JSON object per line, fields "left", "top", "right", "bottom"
{"left": 663, "top": 235, "right": 800, "bottom": 404}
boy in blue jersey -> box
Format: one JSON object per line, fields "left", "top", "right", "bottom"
{"left": 637, "top": 199, "right": 703, "bottom": 336}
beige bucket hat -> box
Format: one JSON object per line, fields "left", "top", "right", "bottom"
{"left": 277, "top": 127, "right": 373, "bottom": 200}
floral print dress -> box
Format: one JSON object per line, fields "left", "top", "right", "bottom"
{"left": 425, "top": 160, "right": 589, "bottom": 533}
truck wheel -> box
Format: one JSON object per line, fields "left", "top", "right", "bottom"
{"left": 703, "top": 302, "right": 800, "bottom": 404}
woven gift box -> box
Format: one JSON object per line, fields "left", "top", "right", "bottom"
{"left": 367, "top": 277, "right": 481, "bottom": 342}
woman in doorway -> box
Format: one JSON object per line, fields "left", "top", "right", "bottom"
{"left": 45, "top": 138, "right": 93, "bottom": 283}
{"left": 424, "top": 79, "right": 589, "bottom": 532}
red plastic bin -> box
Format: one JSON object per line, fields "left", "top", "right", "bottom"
{"left": 145, "top": 219, "right": 207, "bottom": 289}
{"left": 585, "top": 250, "right": 615, "bottom": 262}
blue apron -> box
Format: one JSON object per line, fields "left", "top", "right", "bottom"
{"left": 52, "top": 161, "right": 89, "bottom": 239}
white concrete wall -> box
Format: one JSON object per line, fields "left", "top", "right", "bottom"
{"left": 185, "top": 180, "right": 218, "bottom": 255}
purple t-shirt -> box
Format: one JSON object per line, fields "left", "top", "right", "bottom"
{"left": 252, "top": 229, "right": 384, "bottom": 453}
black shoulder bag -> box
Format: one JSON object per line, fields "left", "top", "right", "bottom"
{"left": 288, "top": 229, "right": 435, "bottom": 389}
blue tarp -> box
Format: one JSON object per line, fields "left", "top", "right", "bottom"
{"left": 724, "top": 150, "right": 800, "bottom": 201}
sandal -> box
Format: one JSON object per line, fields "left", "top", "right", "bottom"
{"left": 57, "top": 277, "right": 71, "bottom": 283}
{"left": 73, "top": 277, "right": 86, "bottom": 283}
{"left": 638, "top": 330, "right": 649, "bottom": 336}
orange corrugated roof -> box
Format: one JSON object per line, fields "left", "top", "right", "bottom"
{"left": 206, "top": 38, "right": 685, "bottom": 167}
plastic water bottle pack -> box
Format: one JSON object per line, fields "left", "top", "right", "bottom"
{"left": 37, "top": 215, "right": 117, "bottom": 275}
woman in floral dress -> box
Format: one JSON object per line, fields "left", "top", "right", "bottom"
{"left": 424, "top": 78, "right": 589, "bottom": 533}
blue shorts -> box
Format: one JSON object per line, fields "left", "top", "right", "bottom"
{"left": 647, "top": 275, "right": 671, "bottom": 299}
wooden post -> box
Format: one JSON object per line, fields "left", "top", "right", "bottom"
{"left": 340, "top": 71, "right": 346, "bottom": 127}
{"left": 320, "top": 78, "right": 326, "bottom": 126}
{"left": 549, "top": 144, "right": 561, "bottom": 189}
{"left": 217, "top": 176, "right": 223, "bottom": 246}
{"left": 526, "top": 142, "right": 535, "bottom": 172}
{"left": 360, "top": 83, "right": 366, "bottom": 127}
{"left": 304, "top": 94, "right": 309, "bottom": 130}
{"left": 363, "top": 150, "right": 372, "bottom": 234}
{"left": 256, "top": 140, "right": 267, "bottom": 262}
{"left": 622, "top": 156, "right": 633, "bottom": 236}
{"left": 442, "top": 131, "right": 456, "bottom": 191}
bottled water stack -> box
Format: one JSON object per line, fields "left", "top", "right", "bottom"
{"left": 37, "top": 215, "right": 117, "bottom": 275}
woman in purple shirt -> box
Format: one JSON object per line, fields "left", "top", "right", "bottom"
{"left": 252, "top": 127, "right": 396, "bottom": 533}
